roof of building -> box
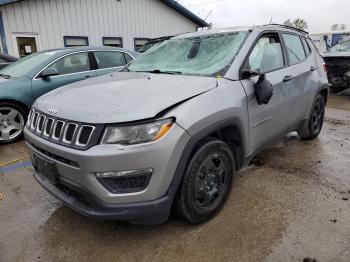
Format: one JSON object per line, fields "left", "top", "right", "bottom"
{"left": 160, "top": 0, "right": 209, "bottom": 27}
{"left": 0, "top": 0, "right": 210, "bottom": 27}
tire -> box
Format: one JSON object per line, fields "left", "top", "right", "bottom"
{"left": 175, "top": 138, "right": 235, "bottom": 224}
{"left": 0, "top": 102, "right": 27, "bottom": 145}
{"left": 298, "top": 94, "right": 325, "bottom": 140}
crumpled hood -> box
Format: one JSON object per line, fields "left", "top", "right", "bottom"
{"left": 34, "top": 72, "right": 217, "bottom": 124}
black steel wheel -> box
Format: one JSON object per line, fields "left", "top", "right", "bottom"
{"left": 298, "top": 94, "right": 325, "bottom": 140}
{"left": 175, "top": 138, "right": 235, "bottom": 224}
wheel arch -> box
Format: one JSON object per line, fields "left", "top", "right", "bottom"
{"left": 166, "top": 117, "right": 246, "bottom": 206}
{"left": 319, "top": 88, "right": 328, "bottom": 105}
{"left": 0, "top": 99, "right": 30, "bottom": 113}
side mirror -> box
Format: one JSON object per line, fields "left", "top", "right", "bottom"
{"left": 40, "top": 68, "right": 58, "bottom": 78}
{"left": 241, "top": 69, "right": 260, "bottom": 79}
{"left": 254, "top": 74, "right": 274, "bottom": 105}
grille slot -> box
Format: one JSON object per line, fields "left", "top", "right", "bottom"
{"left": 36, "top": 115, "right": 46, "bottom": 133}
{"left": 44, "top": 118, "right": 54, "bottom": 137}
{"left": 76, "top": 125, "right": 94, "bottom": 146}
{"left": 53, "top": 121, "right": 64, "bottom": 140}
{"left": 27, "top": 109, "right": 34, "bottom": 127}
{"left": 31, "top": 112, "right": 39, "bottom": 129}
{"left": 63, "top": 123, "right": 77, "bottom": 143}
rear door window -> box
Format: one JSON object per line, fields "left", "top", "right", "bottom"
{"left": 93, "top": 51, "right": 127, "bottom": 69}
{"left": 245, "top": 33, "right": 285, "bottom": 74}
{"left": 301, "top": 37, "right": 311, "bottom": 57}
{"left": 282, "top": 34, "right": 306, "bottom": 65}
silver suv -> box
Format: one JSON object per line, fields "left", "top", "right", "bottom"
{"left": 24, "top": 25, "right": 329, "bottom": 225}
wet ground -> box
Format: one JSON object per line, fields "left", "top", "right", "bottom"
{"left": 1, "top": 93, "right": 350, "bottom": 262}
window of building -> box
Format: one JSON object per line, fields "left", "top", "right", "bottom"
{"left": 134, "top": 38, "right": 150, "bottom": 52}
{"left": 46, "top": 52, "right": 90, "bottom": 76}
{"left": 245, "top": 34, "right": 285, "bottom": 74}
{"left": 93, "top": 51, "right": 127, "bottom": 69}
{"left": 63, "top": 36, "right": 89, "bottom": 47}
{"left": 282, "top": 34, "right": 306, "bottom": 65}
{"left": 102, "top": 37, "right": 123, "bottom": 48}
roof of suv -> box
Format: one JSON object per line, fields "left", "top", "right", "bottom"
{"left": 174, "top": 24, "right": 309, "bottom": 39}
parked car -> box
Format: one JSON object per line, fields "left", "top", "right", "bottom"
{"left": 138, "top": 36, "right": 172, "bottom": 53}
{"left": 25, "top": 25, "right": 329, "bottom": 225}
{"left": 0, "top": 53, "right": 18, "bottom": 69}
{"left": 0, "top": 46, "right": 138, "bottom": 144}
{"left": 323, "top": 39, "right": 350, "bottom": 89}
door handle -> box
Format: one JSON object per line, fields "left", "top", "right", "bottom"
{"left": 282, "top": 75, "right": 293, "bottom": 82}
{"left": 310, "top": 66, "right": 318, "bottom": 71}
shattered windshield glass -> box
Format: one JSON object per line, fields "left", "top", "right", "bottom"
{"left": 128, "top": 31, "right": 248, "bottom": 76}
{"left": 330, "top": 40, "right": 350, "bottom": 52}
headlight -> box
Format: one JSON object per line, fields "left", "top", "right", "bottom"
{"left": 101, "top": 118, "right": 174, "bottom": 145}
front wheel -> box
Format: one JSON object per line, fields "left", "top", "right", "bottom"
{"left": 0, "top": 102, "right": 27, "bottom": 145}
{"left": 175, "top": 139, "right": 235, "bottom": 224}
{"left": 298, "top": 94, "right": 325, "bottom": 140}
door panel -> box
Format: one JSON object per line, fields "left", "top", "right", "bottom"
{"left": 241, "top": 68, "right": 291, "bottom": 154}
{"left": 240, "top": 33, "right": 291, "bottom": 154}
{"left": 281, "top": 34, "right": 317, "bottom": 124}
{"left": 31, "top": 52, "right": 97, "bottom": 99}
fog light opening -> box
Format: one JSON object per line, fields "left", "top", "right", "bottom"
{"left": 96, "top": 168, "right": 153, "bottom": 194}
{"left": 96, "top": 168, "right": 153, "bottom": 178}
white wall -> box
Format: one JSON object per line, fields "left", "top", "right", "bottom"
{"left": 0, "top": 0, "right": 198, "bottom": 55}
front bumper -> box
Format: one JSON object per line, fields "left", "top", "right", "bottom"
{"left": 24, "top": 123, "right": 190, "bottom": 223}
{"left": 34, "top": 172, "right": 171, "bottom": 224}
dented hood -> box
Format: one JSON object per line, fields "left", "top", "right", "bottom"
{"left": 34, "top": 72, "right": 217, "bottom": 124}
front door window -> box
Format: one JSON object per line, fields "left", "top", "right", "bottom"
{"left": 246, "top": 34, "right": 285, "bottom": 74}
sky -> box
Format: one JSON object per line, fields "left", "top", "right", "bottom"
{"left": 178, "top": 0, "right": 350, "bottom": 33}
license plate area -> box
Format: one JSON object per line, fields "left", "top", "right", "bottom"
{"left": 33, "top": 154, "right": 58, "bottom": 184}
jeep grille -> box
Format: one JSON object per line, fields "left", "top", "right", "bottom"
{"left": 26, "top": 109, "right": 101, "bottom": 150}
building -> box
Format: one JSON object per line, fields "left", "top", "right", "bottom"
{"left": 0, "top": 0, "right": 209, "bottom": 57}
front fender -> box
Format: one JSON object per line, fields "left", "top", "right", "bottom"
{"left": 0, "top": 77, "right": 33, "bottom": 109}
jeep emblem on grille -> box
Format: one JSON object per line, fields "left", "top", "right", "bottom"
{"left": 48, "top": 107, "right": 58, "bottom": 114}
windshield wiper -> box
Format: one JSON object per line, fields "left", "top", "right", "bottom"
{"left": 0, "top": 73, "right": 11, "bottom": 79}
{"left": 135, "top": 69, "right": 183, "bottom": 75}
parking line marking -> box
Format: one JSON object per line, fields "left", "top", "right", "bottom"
{"left": 0, "top": 161, "right": 32, "bottom": 173}
{"left": 0, "top": 155, "right": 31, "bottom": 168}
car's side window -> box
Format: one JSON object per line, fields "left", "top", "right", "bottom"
{"left": 46, "top": 52, "right": 90, "bottom": 76}
{"left": 301, "top": 37, "right": 312, "bottom": 57}
{"left": 246, "top": 34, "right": 285, "bottom": 74}
{"left": 93, "top": 51, "right": 127, "bottom": 69}
{"left": 282, "top": 34, "right": 306, "bottom": 65}
{"left": 124, "top": 53, "right": 133, "bottom": 64}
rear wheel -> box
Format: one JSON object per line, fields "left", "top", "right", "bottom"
{"left": 175, "top": 138, "right": 235, "bottom": 224}
{"left": 298, "top": 94, "right": 325, "bottom": 140}
{"left": 0, "top": 102, "right": 27, "bottom": 144}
